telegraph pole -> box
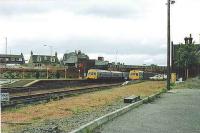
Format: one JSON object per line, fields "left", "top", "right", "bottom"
{"left": 167, "top": 0, "right": 175, "bottom": 90}
{"left": 199, "top": 34, "right": 200, "bottom": 44}
{"left": 5, "top": 37, "right": 7, "bottom": 55}
{"left": 44, "top": 45, "right": 53, "bottom": 56}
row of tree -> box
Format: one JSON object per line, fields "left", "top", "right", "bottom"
{"left": 174, "top": 42, "right": 200, "bottom": 79}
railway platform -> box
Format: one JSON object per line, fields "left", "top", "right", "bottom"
{"left": 95, "top": 89, "right": 200, "bottom": 133}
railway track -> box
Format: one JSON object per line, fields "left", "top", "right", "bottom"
{"left": 1, "top": 83, "right": 122, "bottom": 109}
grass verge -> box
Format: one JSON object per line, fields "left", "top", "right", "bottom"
{"left": 173, "top": 76, "right": 200, "bottom": 89}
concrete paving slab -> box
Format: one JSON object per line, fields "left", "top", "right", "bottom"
{"left": 96, "top": 89, "right": 200, "bottom": 133}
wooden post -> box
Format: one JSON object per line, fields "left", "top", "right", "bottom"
{"left": 23, "top": 68, "right": 25, "bottom": 79}
{"left": 47, "top": 67, "right": 48, "bottom": 79}
{"left": 65, "top": 68, "right": 67, "bottom": 79}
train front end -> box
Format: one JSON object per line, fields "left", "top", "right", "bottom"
{"left": 86, "top": 69, "right": 98, "bottom": 80}
{"left": 129, "top": 70, "right": 143, "bottom": 80}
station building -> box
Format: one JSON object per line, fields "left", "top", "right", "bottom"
{"left": 62, "top": 50, "right": 110, "bottom": 77}
{"left": 62, "top": 50, "right": 89, "bottom": 67}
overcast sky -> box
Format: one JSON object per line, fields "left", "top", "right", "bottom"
{"left": 0, "top": 0, "right": 199, "bottom": 65}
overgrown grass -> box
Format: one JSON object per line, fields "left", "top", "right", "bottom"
{"left": 174, "top": 76, "right": 200, "bottom": 89}
{"left": 2, "top": 81, "right": 165, "bottom": 132}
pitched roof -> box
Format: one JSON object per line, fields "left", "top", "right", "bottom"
{"left": 30, "top": 54, "right": 60, "bottom": 64}
{"left": 63, "top": 51, "right": 89, "bottom": 60}
{"left": 0, "top": 54, "right": 24, "bottom": 58}
{"left": 0, "top": 54, "right": 25, "bottom": 64}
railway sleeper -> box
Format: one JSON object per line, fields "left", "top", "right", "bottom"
{"left": 2, "top": 83, "right": 122, "bottom": 109}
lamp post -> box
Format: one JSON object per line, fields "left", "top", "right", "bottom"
{"left": 199, "top": 34, "right": 200, "bottom": 44}
{"left": 43, "top": 45, "right": 53, "bottom": 56}
{"left": 43, "top": 44, "right": 53, "bottom": 78}
{"left": 167, "top": 0, "right": 175, "bottom": 90}
{"left": 3, "top": 37, "right": 8, "bottom": 55}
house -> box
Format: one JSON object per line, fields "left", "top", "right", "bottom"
{"left": 0, "top": 53, "right": 25, "bottom": 65}
{"left": 63, "top": 50, "right": 89, "bottom": 67}
{"left": 28, "top": 51, "right": 60, "bottom": 68}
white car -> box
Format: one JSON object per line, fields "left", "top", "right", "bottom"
{"left": 149, "top": 74, "right": 167, "bottom": 80}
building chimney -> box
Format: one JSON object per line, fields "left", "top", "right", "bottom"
{"left": 55, "top": 52, "right": 57, "bottom": 57}
{"left": 78, "top": 50, "right": 81, "bottom": 55}
{"left": 98, "top": 56, "right": 104, "bottom": 61}
{"left": 189, "top": 34, "right": 193, "bottom": 44}
{"left": 184, "top": 37, "right": 188, "bottom": 44}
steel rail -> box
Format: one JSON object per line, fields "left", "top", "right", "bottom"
{"left": 1, "top": 83, "right": 122, "bottom": 109}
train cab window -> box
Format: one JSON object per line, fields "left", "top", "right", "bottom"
{"left": 131, "top": 73, "right": 134, "bottom": 76}
{"left": 94, "top": 73, "right": 96, "bottom": 75}
{"left": 136, "top": 73, "right": 138, "bottom": 76}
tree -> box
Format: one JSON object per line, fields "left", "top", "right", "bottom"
{"left": 175, "top": 43, "right": 200, "bottom": 78}
{"left": 4, "top": 71, "right": 15, "bottom": 82}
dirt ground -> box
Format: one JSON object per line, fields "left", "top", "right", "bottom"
{"left": 1, "top": 81, "right": 165, "bottom": 132}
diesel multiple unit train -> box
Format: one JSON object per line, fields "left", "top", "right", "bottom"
{"left": 129, "top": 70, "right": 156, "bottom": 80}
{"left": 86, "top": 69, "right": 129, "bottom": 80}
{"left": 86, "top": 69, "right": 156, "bottom": 80}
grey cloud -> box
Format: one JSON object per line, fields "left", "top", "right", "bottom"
{"left": 0, "top": 0, "right": 144, "bottom": 19}
{"left": 78, "top": 5, "right": 139, "bottom": 18}
{"left": 10, "top": 38, "right": 166, "bottom": 57}
{"left": 0, "top": 2, "right": 49, "bottom": 16}
{"left": 6, "top": 37, "right": 166, "bottom": 65}
{"left": 0, "top": 1, "right": 75, "bottom": 16}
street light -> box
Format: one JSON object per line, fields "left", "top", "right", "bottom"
{"left": 167, "top": 0, "right": 175, "bottom": 90}
{"left": 43, "top": 45, "right": 53, "bottom": 56}
{"left": 199, "top": 34, "right": 200, "bottom": 44}
{"left": 2, "top": 37, "right": 7, "bottom": 55}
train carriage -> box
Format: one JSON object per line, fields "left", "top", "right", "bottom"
{"left": 129, "top": 70, "right": 143, "bottom": 80}
{"left": 122, "top": 72, "right": 129, "bottom": 80}
{"left": 86, "top": 69, "right": 127, "bottom": 80}
{"left": 129, "top": 70, "right": 156, "bottom": 80}
{"left": 87, "top": 69, "right": 111, "bottom": 80}
{"left": 111, "top": 71, "right": 123, "bottom": 79}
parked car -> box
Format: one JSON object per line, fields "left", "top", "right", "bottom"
{"left": 149, "top": 74, "right": 167, "bottom": 80}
